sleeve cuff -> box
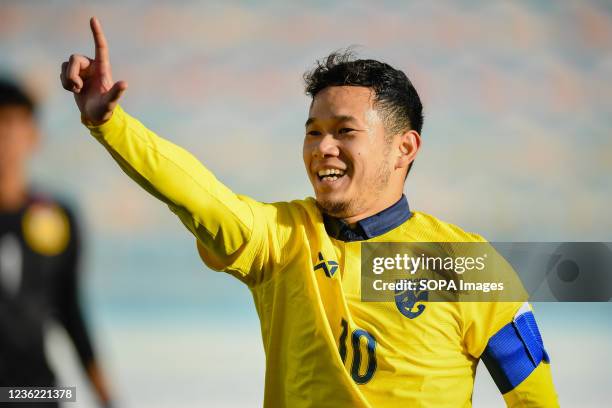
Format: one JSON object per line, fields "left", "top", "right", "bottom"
{"left": 82, "top": 105, "right": 126, "bottom": 137}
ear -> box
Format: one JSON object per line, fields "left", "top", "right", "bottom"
{"left": 394, "top": 129, "right": 421, "bottom": 170}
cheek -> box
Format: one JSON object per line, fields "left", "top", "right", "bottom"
{"left": 0, "top": 126, "right": 35, "bottom": 157}
{"left": 13, "top": 135, "right": 34, "bottom": 156}
{"left": 356, "top": 148, "right": 386, "bottom": 179}
{"left": 302, "top": 141, "right": 311, "bottom": 169}
{"left": 347, "top": 144, "right": 369, "bottom": 174}
{"left": 0, "top": 136, "right": 17, "bottom": 155}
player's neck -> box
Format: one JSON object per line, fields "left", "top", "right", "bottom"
{"left": 0, "top": 171, "right": 28, "bottom": 211}
{"left": 342, "top": 191, "right": 404, "bottom": 226}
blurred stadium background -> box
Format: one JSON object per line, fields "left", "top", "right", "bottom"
{"left": 1, "top": 0, "right": 611, "bottom": 406}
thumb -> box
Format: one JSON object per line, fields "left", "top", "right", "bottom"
{"left": 104, "top": 80, "right": 128, "bottom": 106}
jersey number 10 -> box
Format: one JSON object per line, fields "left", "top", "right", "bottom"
{"left": 339, "top": 318, "right": 377, "bottom": 384}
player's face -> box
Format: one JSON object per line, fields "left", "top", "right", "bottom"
{"left": 303, "top": 86, "right": 396, "bottom": 220}
{"left": 0, "top": 106, "right": 37, "bottom": 176}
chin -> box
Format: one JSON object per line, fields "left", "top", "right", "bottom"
{"left": 315, "top": 196, "right": 353, "bottom": 218}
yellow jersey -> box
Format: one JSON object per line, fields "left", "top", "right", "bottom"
{"left": 86, "top": 106, "right": 558, "bottom": 407}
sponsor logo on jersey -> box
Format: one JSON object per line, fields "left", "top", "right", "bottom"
{"left": 314, "top": 252, "right": 339, "bottom": 278}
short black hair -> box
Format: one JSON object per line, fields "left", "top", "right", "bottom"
{"left": 0, "top": 79, "right": 36, "bottom": 114}
{"left": 304, "top": 50, "right": 423, "bottom": 137}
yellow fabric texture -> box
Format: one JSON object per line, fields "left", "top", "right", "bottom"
{"left": 86, "top": 106, "right": 557, "bottom": 407}
{"left": 503, "top": 363, "right": 559, "bottom": 407}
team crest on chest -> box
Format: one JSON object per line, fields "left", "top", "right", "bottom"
{"left": 394, "top": 280, "right": 428, "bottom": 319}
{"left": 313, "top": 252, "right": 339, "bottom": 278}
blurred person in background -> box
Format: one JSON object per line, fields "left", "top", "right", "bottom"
{"left": 0, "top": 79, "right": 113, "bottom": 407}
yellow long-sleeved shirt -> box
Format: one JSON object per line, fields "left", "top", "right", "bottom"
{"left": 86, "top": 106, "right": 558, "bottom": 407}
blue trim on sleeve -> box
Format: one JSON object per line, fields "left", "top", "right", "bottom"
{"left": 481, "top": 311, "right": 549, "bottom": 394}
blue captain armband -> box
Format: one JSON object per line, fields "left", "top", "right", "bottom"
{"left": 481, "top": 304, "right": 550, "bottom": 394}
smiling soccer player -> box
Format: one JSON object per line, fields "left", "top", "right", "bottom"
{"left": 60, "top": 17, "right": 559, "bottom": 407}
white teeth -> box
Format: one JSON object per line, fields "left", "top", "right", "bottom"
{"left": 320, "top": 175, "right": 339, "bottom": 182}
{"left": 317, "top": 168, "right": 345, "bottom": 177}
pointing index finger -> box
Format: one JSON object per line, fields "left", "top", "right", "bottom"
{"left": 90, "top": 17, "right": 109, "bottom": 63}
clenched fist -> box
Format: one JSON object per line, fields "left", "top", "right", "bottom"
{"left": 60, "top": 17, "right": 127, "bottom": 125}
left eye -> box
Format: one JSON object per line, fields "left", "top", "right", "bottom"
{"left": 338, "top": 128, "right": 354, "bottom": 134}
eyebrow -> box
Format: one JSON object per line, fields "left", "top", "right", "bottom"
{"left": 305, "top": 115, "right": 358, "bottom": 127}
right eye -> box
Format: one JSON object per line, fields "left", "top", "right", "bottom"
{"left": 307, "top": 130, "right": 322, "bottom": 136}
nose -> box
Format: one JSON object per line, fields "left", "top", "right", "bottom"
{"left": 312, "top": 134, "right": 340, "bottom": 159}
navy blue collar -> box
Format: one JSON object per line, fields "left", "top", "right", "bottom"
{"left": 323, "top": 195, "right": 412, "bottom": 242}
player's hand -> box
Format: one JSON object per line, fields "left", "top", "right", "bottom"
{"left": 60, "top": 17, "right": 127, "bottom": 125}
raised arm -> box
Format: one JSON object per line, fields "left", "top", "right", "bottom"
{"left": 60, "top": 18, "right": 269, "bottom": 285}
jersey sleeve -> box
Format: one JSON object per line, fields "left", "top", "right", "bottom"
{"left": 461, "top": 300, "right": 524, "bottom": 358}
{"left": 501, "top": 362, "right": 558, "bottom": 407}
{"left": 457, "top": 239, "right": 557, "bottom": 405}
{"left": 85, "top": 106, "right": 271, "bottom": 285}
{"left": 459, "top": 238, "right": 530, "bottom": 357}
{"left": 479, "top": 303, "right": 559, "bottom": 407}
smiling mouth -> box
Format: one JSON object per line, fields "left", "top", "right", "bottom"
{"left": 317, "top": 168, "right": 346, "bottom": 182}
